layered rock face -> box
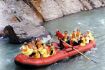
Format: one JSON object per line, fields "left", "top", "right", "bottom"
{"left": 30, "top": 0, "right": 105, "bottom": 21}
{"left": 31, "top": 0, "right": 63, "bottom": 21}
{"left": 0, "top": 0, "right": 45, "bottom": 38}
{"left": 55, "top": 0, "right": 83, "bottom": 15}
{"left": 0, "top": 0, "right": 105, "bottom": 38}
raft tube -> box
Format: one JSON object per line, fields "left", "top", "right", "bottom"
{"left": 14, "top": 40, "right": 96, "bottom": 67}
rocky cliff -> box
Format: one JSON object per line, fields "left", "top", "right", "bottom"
{"left": 28, "top": 0, "right": 105, "bottom": 21}
{"left": 0, "top": 0, "right": 105, "bottom": 38}
{"left": 0, "top": 0, "right": 45, "bottom": 38}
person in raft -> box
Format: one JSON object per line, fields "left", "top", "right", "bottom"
{"left": 35, "top": 38, "right": 50, "bottom": 58}
{"left": 56, "top": 29, "right": 94, "bottom": 48}
{"left": 78, "top": 30, "right": 94, "bottom": 47}
{"left": 49, "top": 43, "right": 56, "bottom": 55}
{"left": 20, "top": 38, "right": 57, "bottom": 58}
{"left": 73, "top": 32, "right": 88, "bottom": 47}
{"left": 63, "top": 31, "right": 70, "bottom": 44}
{"left": 70, "top": 30, "right": 79, "bottom": 46}
{"left": 30, "top": 39, "right": 41, "bottom": 58}
{"left": 20, "top": 42, "right": 33, "bottom": 56}
{"left": 86, "top": 30, "right": 94, "bottom": 41}
{"left": 34, "top": 39, "right": 56, "bottom": 57}
{"left": 70, "top": 28, "right": 82, "bottom": 46}
{"left": 28, "top": 39, "right": 40, "bottom": 58}
{"left": 56, "top": 30, "right": 65, "bottom": 50}
{"left": 56, "top": 30, "right": 73, "bottom": 49}
{"left": 79, "top": 34, "right": 86, "bottom": 46}
{"left": 76, "top": 28, "right": 81, "bottom": 39}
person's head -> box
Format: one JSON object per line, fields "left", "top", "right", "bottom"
{"left": 64, "top": 31, "right": 68, "bottom": 35}
{"left": 36, "top": 38, "right": 42, "bottom": 45}
{"left": 73, "top": 31, "right": 75, "bottom": 33}
{"left": 86, "top": 30, "right": 91, "bottom": 34}
{"left": 80, "top": 36, "right": 82, "bottom": 40}
{"left": 27, "top": 42, "right": 33, "bottom": 48}
{"left": 23, "top": 42, "right": 28, "bottom": 45}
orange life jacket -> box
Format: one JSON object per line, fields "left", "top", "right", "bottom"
{"left": 76, "top": 31, "right": 81, "bottom": 38}
{"left": 71, "top": 33, "right": 76, "bottom": 39}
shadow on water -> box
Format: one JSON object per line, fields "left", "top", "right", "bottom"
{"left": 1, "top": 7, "right": 105, "bottom": 70}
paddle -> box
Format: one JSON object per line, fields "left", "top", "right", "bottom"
{"left": 61, "top": 40, "right": 97, "bottom": 64}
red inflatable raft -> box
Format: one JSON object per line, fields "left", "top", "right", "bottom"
{"left": 15, "top": 40, "right": 96, "bottom": 67}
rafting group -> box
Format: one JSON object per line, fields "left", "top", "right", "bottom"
{"left": 20, "top": 38, "right": 56, "bottom": 58}
{"left": 56, "top": 29, "right": 94, "bottom": 49}
{"left": 20, "top": 28, "right": 94, "bottom": 59}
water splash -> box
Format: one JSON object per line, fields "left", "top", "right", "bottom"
{"left": 99, "top": 19, "right": 105, "bottom": 25}
{"left": 77, "top": 22, "right": 82, "bottom": 25}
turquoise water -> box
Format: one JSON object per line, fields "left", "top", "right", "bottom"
{"left": 0, "top": 7, "right": 105, "bottom": 70}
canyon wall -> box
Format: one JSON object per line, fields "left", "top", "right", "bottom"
{"left": 0, "top": 0, "right": 45, "bottom": 38}
{"left": 0, "top": 0, "right": 105, "bottom": 38}
{"left": 29, "top": 0, "right": 105, "bottom": 21}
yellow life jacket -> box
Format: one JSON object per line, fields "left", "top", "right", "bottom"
{"left": 50, "top": 46, "right": 55, "bottom": 55}
{"left": 63, "top": 34, "right": 69, "bottom": 42}
{"left": 80, "top": 43, "right": 86, "bottom": 47}
{"left": 21, "top": 46, "right": 33, "bottom": 56}
{"left": 85, "top": 36, "right": 89, "bottom": 44}
{"left": 41, "top": 49, "right": 49, "bottom": 57}
{"left": 38, "top": 46, "right": 44, "bottom": 53}
{"left": 64, "top": 38, "right": 67, "bottom": 42}
{"left": 38, "top": 46, "right": 49, "bottom": 58}
{"left": 70, "top": 32, "right": 77, "bottom": 41}
{"left": 76, "top": 31, "right": 81, "bottom": 38}
{"left": 87, "top": 32, "right": 94, "bottom": 41}
{"left": 80, "top": 37, "right": 86, "bottom": 47}
{"left": 71, "top": 33, "right": 76, "bottom": 38}
{"left": 33, "top": 50, "right": 40, "bottom": 58}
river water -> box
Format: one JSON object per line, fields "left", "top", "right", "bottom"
{"left": 0, "top": 7, "right": 105, "bottom": 70}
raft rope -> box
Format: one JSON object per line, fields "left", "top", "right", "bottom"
{"left": 61, "top": 40, "right": 97, "bottom": 64}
